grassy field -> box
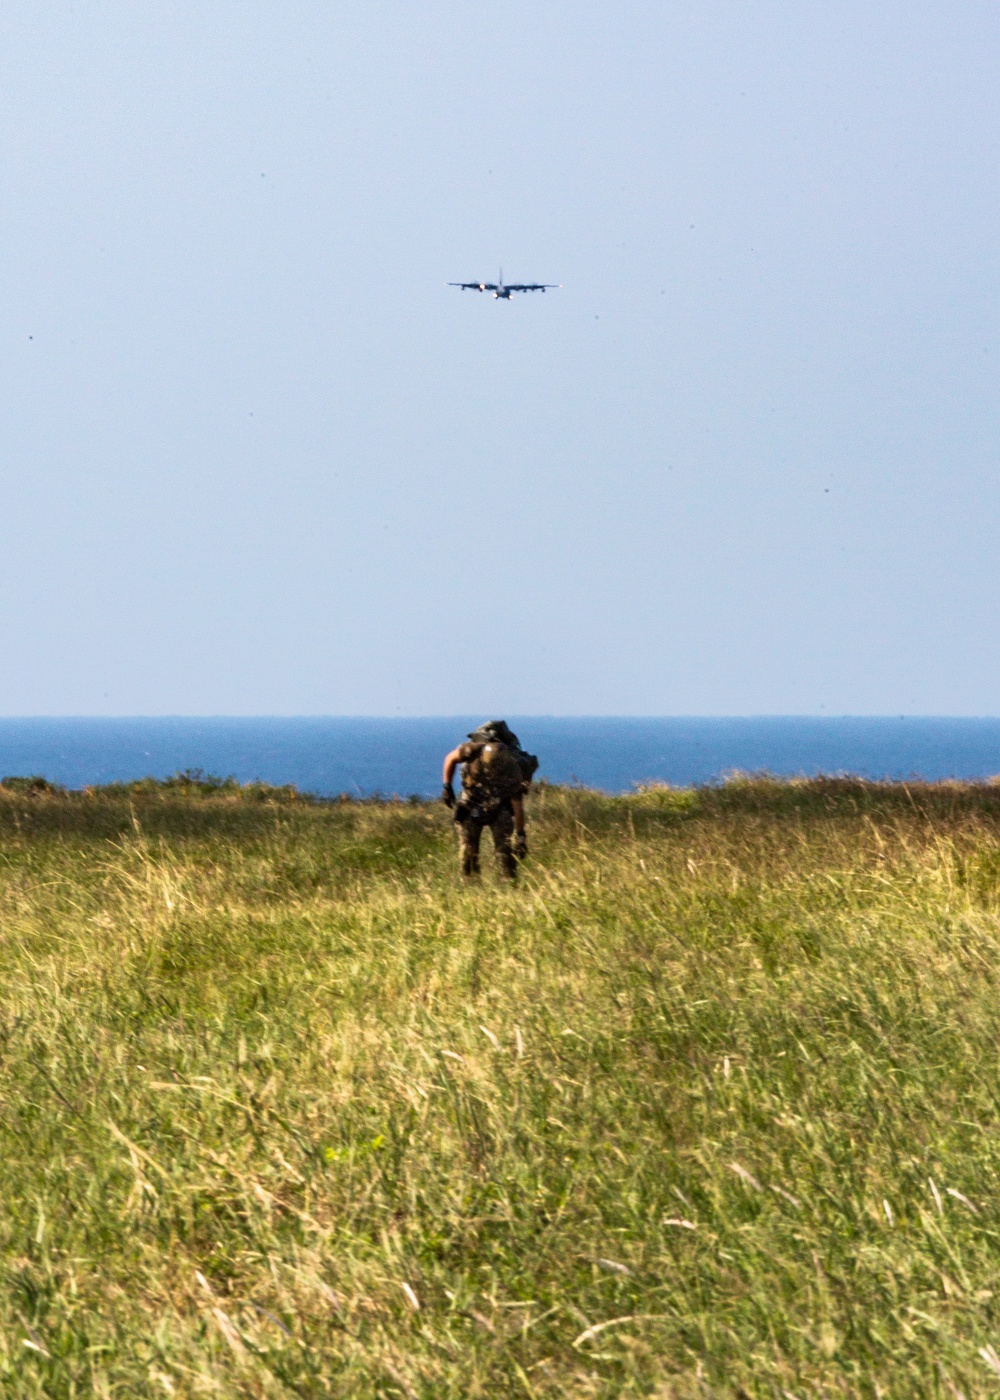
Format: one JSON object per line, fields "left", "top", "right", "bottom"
{"left": 3, "top": 775, "right": 1000, "bottom": 1396}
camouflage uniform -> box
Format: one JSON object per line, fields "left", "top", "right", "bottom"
{"left": 453, "top": 740, "right": 524, "bottom": 880}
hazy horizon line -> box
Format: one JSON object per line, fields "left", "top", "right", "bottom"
{"left": 1, "top": 715, "right": 999, "bottom": 724}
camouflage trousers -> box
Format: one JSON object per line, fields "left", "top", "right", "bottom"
{"left": 455, "top": 800, "right": 517, "bottom": 880}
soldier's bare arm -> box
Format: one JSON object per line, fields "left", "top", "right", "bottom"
{"left": 442, "top": 747, "right": 464, "bottom": 807}
{"left": 443, "top": 747, "right": 464, "bottom": 786}
{"left": 511, "top": 796, "right": 528, "bottom": 859}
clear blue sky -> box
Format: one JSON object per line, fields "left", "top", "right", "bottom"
{"left": 1, "top": 2, "right": 997, "bottom": 716}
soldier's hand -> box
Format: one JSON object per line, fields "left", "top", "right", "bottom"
{"left": 513, "top": 832, "right": 528, "bottom": 860}
{"left": 442, "top": 784, "right": 456, "bottom": 809}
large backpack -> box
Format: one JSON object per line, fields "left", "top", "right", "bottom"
{"left": 467, "top": 721, "right": 539, "bottom": 792}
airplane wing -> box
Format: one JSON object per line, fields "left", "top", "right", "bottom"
{"left": 505, "top": 283, "right": 561, "bottom": 293}
{"left": 448, "top": 282, "right": 498, "bottom": 291}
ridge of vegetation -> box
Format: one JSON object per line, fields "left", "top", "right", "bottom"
{"left": 2, "top": 775, "right": 1000, "bottom": 1396}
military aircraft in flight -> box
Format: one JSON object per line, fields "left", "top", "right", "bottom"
{"left": 448, "top": 268, "right": 560, "bottom": 299}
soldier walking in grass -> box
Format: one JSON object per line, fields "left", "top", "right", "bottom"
{"left": 442, "top": 720, "right": 539, "bottom": 880}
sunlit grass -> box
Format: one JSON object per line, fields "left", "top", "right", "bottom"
{"left": 3, "top": 775, "right": 1000, "bottom": 1395}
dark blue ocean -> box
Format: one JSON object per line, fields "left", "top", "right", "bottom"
{"left": 1, "top": 717, "right": 999, "bottom": 796}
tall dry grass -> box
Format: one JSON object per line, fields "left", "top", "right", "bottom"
{"left": 2, "top": 776, "right": 1000, "bottom": 1396}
